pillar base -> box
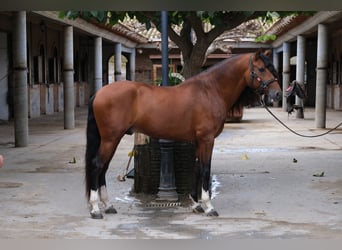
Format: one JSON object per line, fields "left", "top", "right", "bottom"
{"left": 295, "top": 106, "right": 304, "bottom": 119}
{"left": 156, "top": 188, "right": 179, "bottom": 201}
{"left": 157, "top": 139, "right": 178, "bottom": 201}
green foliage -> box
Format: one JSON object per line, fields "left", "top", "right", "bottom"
{"left": 255, "top": 34, "right": 277, "bottom": 42}
{"left": 154, "top": 64, "right": 184, "bottom": 86}
{"left": 255, "top": 11, "right": 316, "bottom": 43}
{"left": 59, "top": 11, "right": 315, "bottom": 36}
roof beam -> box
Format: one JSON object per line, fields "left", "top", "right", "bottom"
{"left": 271, "top": 11, "right": 342, "bottom": 48}
{"left": 31, "top": 11, "right": 138, "bottom": 48}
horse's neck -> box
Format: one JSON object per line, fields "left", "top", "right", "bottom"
{"left": 214, "top": 57, "right": 249, "bottom": 110}
{"left": 183, "top": 55, "right": 249, "bottom": 111}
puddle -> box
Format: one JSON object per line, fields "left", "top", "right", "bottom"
{"left": 211, "top": 174, "right": 221, "bottom": 199}
{"left": 115, "top": 195, "right": 142, "bottom": 205}
{"left": 214, "top": 147, "right": 289, "bottom": 154}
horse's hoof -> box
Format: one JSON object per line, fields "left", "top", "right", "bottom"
{"left": 206, "top": 209, "right": 219, "bottom": 217}
{"left": 90, "top": 212, "right": 104, "bottom": 219}
{"left": 105, "top": 205, "right": 117, "bottom": 214}
{"left": 192, "top": 205, "right": 205, "bottom": 214}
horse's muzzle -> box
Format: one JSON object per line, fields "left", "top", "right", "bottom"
{"left": 268, "top": 89, "right": 282, "bottom": 103}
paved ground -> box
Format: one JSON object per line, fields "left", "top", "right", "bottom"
{"left": 0, "top": 106, "right": 341, "bottom": 239}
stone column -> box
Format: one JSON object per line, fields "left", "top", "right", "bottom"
{"left": 273, "top": 50, "right": 280, "bottom": 73}
{"left": 63, "top": 26, "right": 75, "bottom": 129}
{"left": 315, "top": 24, "right": 328, "bottom": 128}
{"left": 272, "top": 50, "right": 280, "bottom": 107}
{"left": 13, "top": 11, "right": 28, "bottom": 147}
{"left": 295, "top": 35, "right": 306, "bottom": 118}
{"left": 94, "top": 36, "right": 102, "bottom": 92}
{"left": 129, "top": 49, "right": 136, "bottom": 81}
{"left": 115, "top": 43, "right": 122, "bottom": 81}
{"left": 282, "top": 42, "right": 291, "bottom": 111}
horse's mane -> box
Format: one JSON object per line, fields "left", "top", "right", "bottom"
{"left": 186, "top": 52, "right": 264, "bottom": 110}
{"left": 224, "top": 54, "right": 262, "bottom": 110}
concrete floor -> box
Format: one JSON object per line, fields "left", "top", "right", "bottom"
{"left": 0, "top": 106, "right": 341, "bottom": 239}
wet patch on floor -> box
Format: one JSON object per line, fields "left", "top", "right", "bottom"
{"left": 0, "top": 141, "right": 15, "bottom": 148}
{"left": 0, "top": 182, "right": 23, "bottom": 188}
{"left": 33, "top": 166, "right": 79, "bottom": 173}
{"left": 311, "top": 178, "right": 342, "bottom": 204}
{"left": 213, "top": 147, "right": 290, "bottom": 154}
{"left": 4, "top": 165, "right": 82, "bottom": 174}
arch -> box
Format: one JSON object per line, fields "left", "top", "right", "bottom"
{"left": 107, "top": 54, "right": 127, "bottom": 83}
{"left": 33, "top": 43, "right": 46, "bottom": 84}
{"left": 48, "top": 46, "right": 58, "bottom": 83}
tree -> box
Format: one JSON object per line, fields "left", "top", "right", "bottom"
{"left": 60, "top": 11, "right": 313, "bottom": 79}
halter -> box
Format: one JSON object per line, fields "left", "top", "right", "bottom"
{"left": 249, "top": 54, "right": 278, "bottom": 94}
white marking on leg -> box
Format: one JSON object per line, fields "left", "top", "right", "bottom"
{"left": 201, "top": 188, "right": 214, "bottom": 213}
{"left": 189, "top": 194, "right": 201, "bottom": 210}
{"left": 89, "top": 189, "right": 100, "bottom": 214}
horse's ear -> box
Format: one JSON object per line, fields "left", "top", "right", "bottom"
{"left": 264, "top": 49, "right": 272, "bottom": 58}
{"left": 254, "top": 49, "right": 262, "bottom": 60}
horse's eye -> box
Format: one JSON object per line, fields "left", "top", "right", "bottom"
{"left": 258, "top": 67, "right": 265, "bottom": 73}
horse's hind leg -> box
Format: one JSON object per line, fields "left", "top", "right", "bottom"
{"left": 89, "top": 140, "right": 118, "bottom": 219}
{"left": 99, "top": 163, "right": 117, "bottom": 214}
{"left": 88, "top": 158, "right": 103, "bottom": 219}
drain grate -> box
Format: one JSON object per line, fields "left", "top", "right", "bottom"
{"left": 145, "top": 201, "right": 182, "bottom": 208}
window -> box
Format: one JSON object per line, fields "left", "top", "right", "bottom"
{"left": 48, "top": 47, "right": 58, "bottom": 83}
{"left": 33, "top": 45, "right": 46, "bottom": 84}
{"left": 81, "top": 53, "right": 88, "bottom": 82}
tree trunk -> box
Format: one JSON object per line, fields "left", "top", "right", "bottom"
{"left": 182, "top": 57, "right": 202, "bottom": 79}
{"left": 182, "top": 40, "right": 212, "bottom": 79}
{"left": 167, "top": 11, "right": 269, "bottom": 79}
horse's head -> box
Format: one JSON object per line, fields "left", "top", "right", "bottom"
{"left": 248, "top": 49, "right": 282, "bottom": 104}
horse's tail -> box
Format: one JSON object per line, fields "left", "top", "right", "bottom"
{"left": 85, "top": 95, "right": 100, "bottom": 198}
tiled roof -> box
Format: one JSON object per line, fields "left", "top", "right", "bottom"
{"left": 118, "top": 16, "right": 161, "bottom": 42}
{"left": 264, "top": 14, "right": 311, "bottom": 37}
{"left": 88, "top": 18, "right": 149, "bottom": 44}
{"left": 120, "top": 16, "right": 268, "bottom": 44}
{"left": 95, "top": 13, "right": 309, "bottom": 48}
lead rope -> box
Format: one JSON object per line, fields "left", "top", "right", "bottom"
{"left": 261, "top": 99, "right": 342, "bottom": 138}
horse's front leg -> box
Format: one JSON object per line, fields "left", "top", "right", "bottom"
{"left": 201, "top": 160, "right": 219, "bottom": 216}
{"left": 189, "top": 158, "right": 205, "bottom": 214}
{"left": 200, "top": 139, "right": 219, "bottom": 216}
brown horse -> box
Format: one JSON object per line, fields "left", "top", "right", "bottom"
{"left": 85, "top": 49, "right": 282, "bottom": 219}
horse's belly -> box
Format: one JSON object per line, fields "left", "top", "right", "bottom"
{"left": 134, "top": 117, "right": 194, "bottom": 142}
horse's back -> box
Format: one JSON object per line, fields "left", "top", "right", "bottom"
{"left": 93, "top": 81, "right": 149, "bottom": 108}
{"left": 96, "top": 80, "right": 151, "bottom": 96}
